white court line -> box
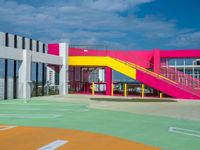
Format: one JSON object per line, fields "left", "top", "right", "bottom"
{"left": 0, "top": 125, "right": 16, "bottom": 131}
{"left": 92, "top": 104, "right": 109, "bottom": 107}
{"left": 169, "top": 127, "right": 200, "bottom": 138}
{"left": 38, "top": 140, "right": 68, "bottom": 150}
{"left": 0, "top": 108, "right": 89, "bottom": 112}
{"left": 0, "top": 103, "right": 87, "bottom": 106}
{"left": 0, "top": 114, "right": 61, "bottom": 119}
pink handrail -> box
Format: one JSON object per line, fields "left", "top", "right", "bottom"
{"left": 69, "top": 47, "right": 200, "bottom": 95}
{"left": 160, "top": 67, "right": 200, "bottom": 90}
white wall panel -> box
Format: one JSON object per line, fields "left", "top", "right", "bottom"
{"left": 17, "top": 36, "right": 22, "bottom": 49}
{"left": 0, "top": 32, "right": 5, "bottom": 46}
{"left": 39, "top": 41, "right": 43, "bottom": 53}
{"left": 25, "top": 38, "right": 30, "bottom": 50}
{"left": 32, "top": 40, "right": 36, "bottom": 52}
{"left": 0, "top": 78, "right": 4, "bottom": 100}
{"left": 7, "top": 78, "right": 13, "bottom": 99}
{"left": 8, "top": 34, "right": 14, "bottom": 48}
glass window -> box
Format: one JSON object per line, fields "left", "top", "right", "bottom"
{"left": 37, "top": 63, "right": 43, "bottom": 96}
{"left": 31, "top": 63, "right": 36, "bottom": 97}
{"left": 185, "top": 68, "right": 193, "bottom": 75}
{"left": 0, "top": 59, "right": 5, "bottom": 100}
{"left": 168, "top": 59, "right": 176, "bottom": 66}
{"left": 8, "top": 59, "right": 14, "bottom": 77}
{"left": 16, "top": 61, "right": 21, "bottom": 78}
{"left": 31, "top": 63, "right": 36, "bottom": 81}
{"left": 177, "top": 68, "right": 184, "bottom": 73}
{"left": 0, "top": 59, "right": 5, "bottom": 78}
{"left": 185, "top": 59, "right": 195, "bottom": 66}
{"left": 176, "top": 59, "right": 184, "bottom": 66}
{"left": 160, "top": 58, "right": 167, "bottom": 67}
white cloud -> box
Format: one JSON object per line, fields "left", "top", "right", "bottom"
{"left": 0, "top": 0, "right": 199, "bottom": 49}
{"left": 168, "top": 31, "right": 200, "bottom": 48}
{"left": 81, "top": 0, "right": 154, "bottom": 12}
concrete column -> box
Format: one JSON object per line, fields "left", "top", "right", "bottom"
{"left": 18, "top": 50, "right": 32, "bottom": 99}
{"left": 154, "top": 48, "right": 161, "bottom": 74}
{"left": 59, "top": 43, "right": 69, "bottom": 95}
{"left": 106, "top": 67, "right": 112, "bottom": 96}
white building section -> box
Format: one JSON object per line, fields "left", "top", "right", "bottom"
{"left": 0, "top": 32, "right": 68, "bottom": 100}
{"left": 47, "top": 67, "right": 56, "bottom": 86}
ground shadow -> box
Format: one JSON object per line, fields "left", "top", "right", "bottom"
{"left": 90, "top": 98, "right": 177, "bottom": 102}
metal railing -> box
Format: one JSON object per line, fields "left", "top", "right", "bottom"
{"left": 160, "top": 67, "right": 200, "bottom": 90}
{"left": 69, "top": 47, "right": 200, "bottom": 97}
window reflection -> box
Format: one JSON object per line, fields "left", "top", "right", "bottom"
{"left": 0, "top": 59, "right": 5, "bottom": 100}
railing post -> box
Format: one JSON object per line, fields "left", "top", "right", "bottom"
{"left": 92, "top": 82, "right": 95, "bottom": 95}
{"left": 124, "top": 83, "right": 127, "bottom": 97}
{"left": 141, "top": 84, "right": 145, "bottom": 98}
{"left": 111, "top": 83, "right": 114, "bottom": 96}
{"left": 160, "top": 92, "right": 163, "bottom": 99}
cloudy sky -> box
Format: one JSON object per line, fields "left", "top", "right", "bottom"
{"left": 0, "top": 0, "right": 199, "bottom": 50}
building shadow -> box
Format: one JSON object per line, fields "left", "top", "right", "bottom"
{"left": 90, "top": 98, "right": 177, "bottom": 102}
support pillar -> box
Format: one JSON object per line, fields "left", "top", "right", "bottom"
{"left": 92, "top": 82, "right": 95, "bottom": 95}
{"left": 124, "top": 83, "right": 127, "bottom": 97}
{"left": 154, "top": 48, "right": 161, "bottom": 74}
{"left": 141, "top": 84, "right": 145, "bottom": 98}
{"left": 111, "top": 83, "right": 114, "bottom": 96}
{"left": 59, "top": 43, "right": 69, "bottom": 96}
{"left": 18, "top": 50, "right": 32, "bottom": 100}
{"left": 160, "top": 92, "right": 163, "bottom": 99}
{"left": 106, "top": 67, "right": 112, "bottom": 96}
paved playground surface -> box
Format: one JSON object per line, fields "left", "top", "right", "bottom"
{"left": 0, "top": 95, "right": 200, "bottom": 150}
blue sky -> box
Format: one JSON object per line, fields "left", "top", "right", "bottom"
{"left": 0, "top": 0, "right": 200, "bottom": 50}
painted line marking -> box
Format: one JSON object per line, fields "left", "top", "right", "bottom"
{"left": 0, "top": 103, "right": 87, "bottom": 106}
{"left": 38, "top": 140, "right": 68, "bottom": 150}
{"left": 0, "top": 114, "right": 61, "bottom": 119}
{"left": 92, "top": 104, "right": 109, "bottom": 107}
{"left": 0, "top": 125, "right": 16, "bottom": 131}
{"left": 0, "top": 108, "right": 89, "bottom": 112}
{"left": 169, "top": 127, "right": 200, "bottom": 138}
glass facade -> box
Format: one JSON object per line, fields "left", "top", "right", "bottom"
{"left": 31, "top": 62, "right": 47, "bottom": 97}
{"left": 0, "top": 59, "right": 5, "bottom": 100}
{"left": 0, "top": 32, "right": 48, "bottom": 100}
{"left": 161, "top": 58, "right": 200, "bottom": 79}
{"left": 0, "top": 59, "right": 20, "bottom": 100}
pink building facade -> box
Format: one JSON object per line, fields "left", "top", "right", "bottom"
{"left": 48, "top": 43, "right": 200, "bottom": 99}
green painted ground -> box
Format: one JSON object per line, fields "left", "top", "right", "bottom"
{"left": 0, "top": 99, "right": 200, "bottom": 150}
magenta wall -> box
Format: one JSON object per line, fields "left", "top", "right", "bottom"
{"left": 69, "top": 48, "right": 153, "bottom": 68}
{"left": 136, "top": 70, "right": 200, "bottom": 99}
{"left": 49, "top": 44, "right": 200, "bottom": 99}
{"left": 69, "top": 47, "right": 200, "bottom": 69}
{"left": 48, "top": 44, "right": 59, "bottom": 56}
{"left": 160, "top": 49, "right": 200, "bottom": 58}
{"left": 106, "top": 67, "right": 112, "bottom": 96}
{"left": 153, "top": 48, "right": 160, "bottom": 73}
{"left": 49, "top": 45, "right": 200, "bottom": 69}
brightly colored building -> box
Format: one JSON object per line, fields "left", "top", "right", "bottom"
{"left": 0, "top": 32, "right": 200, "bottom": 100}
{"left": 49, "top": 44, "right": 200, "bottom": 99}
